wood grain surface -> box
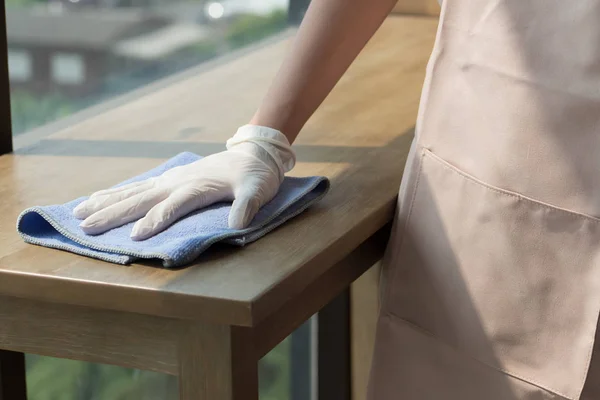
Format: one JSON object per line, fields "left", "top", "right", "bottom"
{"left": 351, "top": 263, "right": 383, "bottom": 400}
{"left": 0, "top": 295, "right": 180, "bottom": 374}
{"left": 393, "top": 0, "right": 441, "bottom": 16}
{"left": 0, "top": 16, "right": 438, "bottom": 327}
{"left": 178, "top": 323, "right": 258, "bottom": 400}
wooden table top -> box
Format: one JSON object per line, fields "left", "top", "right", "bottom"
{"left": 0, "top": 16, "right": 438, "bottom": 327}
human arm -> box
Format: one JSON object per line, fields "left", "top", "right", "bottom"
{"left": 250, "top": 0, "right": 399, "bottom": 142}
{"left": 74, "top": 0, "right": 397, "bottom": 238}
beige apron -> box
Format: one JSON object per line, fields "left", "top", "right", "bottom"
{"left": 368, "top": 1, "right": 600, "bottom": 399}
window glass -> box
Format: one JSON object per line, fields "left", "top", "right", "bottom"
{"left": 6, "top": 1, "right": 314, "bottom": 398}
{"left": 6, "top": 0, "right": 300, "bottom": 135}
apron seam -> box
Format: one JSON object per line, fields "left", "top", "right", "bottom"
{"left": 423, "top": 148, "right": 600, "bottom": 223}
{"left": 383, "top": 312, "right": 573, "bottom": 400}
{"left": 379, "top": 148, "right": 427, "bottom": 309}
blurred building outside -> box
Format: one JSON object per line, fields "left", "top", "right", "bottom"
{"left": 6, "top": 0, "right": 290, "bottom": 134}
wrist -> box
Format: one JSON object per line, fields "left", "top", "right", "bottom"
{"left": 249, "top": 112, "right": 300, "bottom": 144}
{"left": 226, "top": 125, "right": 297, "bottom": 182}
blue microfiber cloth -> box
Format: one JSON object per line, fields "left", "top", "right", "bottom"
{"left": 16, "top": 152, "right": 330, "bottom": 268}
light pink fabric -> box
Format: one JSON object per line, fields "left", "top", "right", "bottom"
{"left": 368, "top": 1, "right": 600, "bottom": 399}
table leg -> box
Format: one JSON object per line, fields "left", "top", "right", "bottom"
{"left": 0, "top": 350, "right": 27, "bottom": 400}
{"left": 178, "top": 323, "right": 257, "bottom": 400}
{"left": 291, "top": 319, "right": 312, "bottom": 400}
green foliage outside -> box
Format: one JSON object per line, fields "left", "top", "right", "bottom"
{"left": 258, "top": 336, "right": 292, "bottom": 400}
{"left": 226, "top": 10, "right": 288, "bottom": 49}
{"left": 10, "top": 91, "right": 74, "bottom": 135}
{"left": 5, "top": 0, "right": 44, "bottom": 7}
{"left": 26, "top": 337, "right": 291, "bottom": 399}
{"left": 26, "top": 356, "right": 178, "bottom": 400}
{"left": 190, "top": 40, "right": 220, "bottom": 60}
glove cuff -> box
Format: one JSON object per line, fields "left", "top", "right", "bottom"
{"left": 226, "top": 125, "right": 297, "bottom": 180}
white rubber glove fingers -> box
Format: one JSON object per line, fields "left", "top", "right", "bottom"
{"left": 72, "top": 125, "right": 295, "bottom": 239}
{"left": 73, "top": 179, "right": 156, "bottom": 219}
{"left": 78, "top": 186, "right": 169, "bottom": 235}
{"left": 130, "top": 183, "right": 229, "bottom": 240}
{"left": 228, "top": 173, "right": 279, "bottom": 230}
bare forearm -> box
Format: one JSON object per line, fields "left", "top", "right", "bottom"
{"left": 250, "top": 0, "right": 397, "bottom": 143}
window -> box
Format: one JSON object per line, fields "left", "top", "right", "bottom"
{"left": 7, "top": 49, "right": 32, "bottom": 82}
{"left": 5, "top": 0, "right": 303, "bottom": 136}
{"left": 2, "top": 1, "right": 317, "bottom": 398}
{"left": 51, "top": 52, "right": 85, "bottom": 85}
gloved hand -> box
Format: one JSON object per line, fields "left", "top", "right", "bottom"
{"left": 73, "top": 125, "right": 296, "bottom": 240}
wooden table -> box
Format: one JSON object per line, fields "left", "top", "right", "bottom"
{"left": 0, "top": 16, "right": 437, "bottom": 400}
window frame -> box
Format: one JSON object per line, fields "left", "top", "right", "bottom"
{"left": 0, "top": 0, "right": 12, "bottom": 156}
{"left": 0, "top": 0, "right": 311, "bottom": 156}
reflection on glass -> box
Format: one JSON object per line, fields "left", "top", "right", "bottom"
{"left": 6, "top": 0, "right": 291, "bottom": 135}
{"left": 26, "top": 335, "right": 292, "bottom": 399}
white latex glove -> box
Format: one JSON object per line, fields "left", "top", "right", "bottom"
{"left": 73, "top": 125, "right": 296, "bottom": 240}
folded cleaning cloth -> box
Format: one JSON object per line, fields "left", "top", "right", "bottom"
{"left": 17, "top": 152, "right": 330, "bottom": 268}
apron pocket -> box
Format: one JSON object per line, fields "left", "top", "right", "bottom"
{"left": 386, "top": 147, "right": 600, "bottom": 399}
{"left": 369, "top": 315, "right": 565, "bottom": 400}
